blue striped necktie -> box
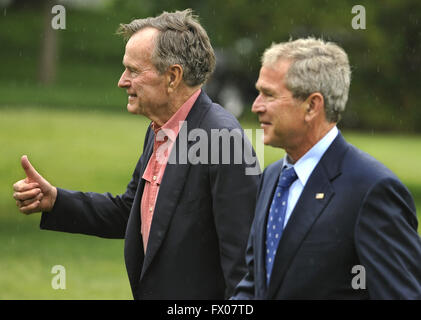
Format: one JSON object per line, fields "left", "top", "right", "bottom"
{"left": 265, "top": 166, "right": 298, "bottom": 284}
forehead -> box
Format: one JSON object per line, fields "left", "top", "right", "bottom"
{"left": 256, "top": 59, "right": 292, "bottom": 90}
{"left": 123, "top": 28, "right": 159, "bottom": 66}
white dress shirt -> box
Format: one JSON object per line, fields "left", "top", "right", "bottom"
{"left": 281, "top": 126, "right": 339, "bottom": 228}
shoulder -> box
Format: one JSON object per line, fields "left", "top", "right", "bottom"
{"left": 333, "top": 139, "right": 415, "bottom": 210}
{"left": 318, "top": 133, "right": 412, "bottom": 205}
{"left": 264, "top": 160, "right": 284, "bottom": 175}
{"left": 196, "top": 91, "right": 242, "bottom": 131}
{"left": 343, "top": 142, "right": 400, "bottom": 184}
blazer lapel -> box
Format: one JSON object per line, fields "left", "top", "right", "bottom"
{"left": 140, "top": 91, "right": 211, "bottom": 279}
{"left": 124, "top": 127, "right": 154, "bottom": 293}
{"left": 127, "top": 136, "right": 153, "bottom": 243}
{"left": 254, "top": 161, "right": 283, "bottom": 296}
{"left": 266, "top": 133, "right": 348, "bottom": 298}
{"left": 127, "top": 126, "right": 154, "bottom": 244}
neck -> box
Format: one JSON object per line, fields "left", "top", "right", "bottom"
{"left": 170, "top": 85, "right": 201, "bottom": 114}
{"left": 154, "top": 85, "right": 201, "bottom": 127}
{"left": 286, "top": 122, "right": 336, "bottom": 163}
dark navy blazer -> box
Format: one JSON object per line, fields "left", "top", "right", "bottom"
{"left": 233, "top": 132, "right": 421, "bottom": 299}
{"left": 40, "top": 91, "right": 260, "bottom": 299}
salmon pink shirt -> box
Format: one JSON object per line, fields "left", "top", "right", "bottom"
{"left": 140, "top": 89, "right": 201, "bottom": 251}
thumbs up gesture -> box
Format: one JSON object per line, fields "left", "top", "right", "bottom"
{"left": 13, "top": 155, "right": 57, "bottom": 214}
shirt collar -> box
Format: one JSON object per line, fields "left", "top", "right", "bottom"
{"left": 282, "top": 126, "right": 338, "bottom": 186}
{"left": 151, "top": 89, "right": 201, "bottom": 142}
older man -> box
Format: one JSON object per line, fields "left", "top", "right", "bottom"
{"left": 12, "top": 9, "right": 259, "bottom": 299}
{"left": 232, "top": 38, "right": 421, "bottom": 299}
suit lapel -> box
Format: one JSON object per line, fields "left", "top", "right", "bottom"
{"left": 127, "top": 126, "right": 154, "bottom": 244}
{"left": 124, "top": 127, "right": 154, "bottom": 293}
{"left": 266, "top": 133, "right": 349, "bottom": 298}
{"left": 254, "top": 161, "right": 283, "bottom": 295}
{"left": 266, "top": 167, "right": 334, "bottom": 298}
{"left": 140, "top": 91, "right": 211, "bottom": 278}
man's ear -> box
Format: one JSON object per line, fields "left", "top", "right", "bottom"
{"left": 304, "top": 92, "right": 324, "bottom": 122}
{"left": 166, "top": 64, "right": 183, "bottom": 93}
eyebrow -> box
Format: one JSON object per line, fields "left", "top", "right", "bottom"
{"left": 122, "top": 58, "right": 134, "bottom": 68}
{"left": 256, "top": 83, "right": 274, "bottom": 95}
{"left": 123, "top": 62, "right": 138, "bottom": 73}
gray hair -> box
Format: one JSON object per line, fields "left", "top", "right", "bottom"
{"left": 262, "top": 37, "right": 351, "bottom": 123}
{"left": 117, "top": 9, "right": 216, "bottom": 87}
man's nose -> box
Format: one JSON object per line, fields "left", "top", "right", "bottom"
{"left": 118, "top": 70, "right": 130, "bottom": 88}
{"left": 251, "top": 95, "right": 265, "bottom": 114}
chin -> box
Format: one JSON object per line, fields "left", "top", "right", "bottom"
{"left": 262, "top": 134, "right": 273, "bottom": 146}
{"left": 263, "top": 136, "right": 282, "bottom": 148}
{"left": 127, "top": 104, "right": 139, "bottom": 114}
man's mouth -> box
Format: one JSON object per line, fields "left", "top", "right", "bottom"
{"left": 128, "top": 94, "right": 137, "bottom": 101}
{"left": 259, "top": 121, "right": 271, "bottom": 128}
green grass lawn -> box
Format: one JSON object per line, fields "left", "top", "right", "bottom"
{"left": 0, "top": 108, "right": 143, "bottom": 299}
{"left": 1, "top": 107, "right": 420, "bottom": 299}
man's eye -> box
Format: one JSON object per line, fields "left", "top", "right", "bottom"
{"left": 129, "top": 68, "right": 136, "bottom": 73}
{"left": 128, "top": 68, "right": 139, "bottom": 76}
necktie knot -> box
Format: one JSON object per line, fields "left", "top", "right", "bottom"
{"left": 277, "top": 167, "right": 298, "bottom": 189}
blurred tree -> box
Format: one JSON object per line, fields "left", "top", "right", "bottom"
{"left": 38, "top": 0, "right": 57, "bottom": 85}
{"left": 9, "top": 0, "right": 58, "bottom": 85}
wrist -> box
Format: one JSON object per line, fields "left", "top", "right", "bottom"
{"left": 45, "top": 186, "right": 58, "bottom": 212}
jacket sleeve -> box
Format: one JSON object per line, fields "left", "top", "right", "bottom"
{"left": 230, "top": 166, "right": 268, "bottom": 300}
{"left": 355, "top": 176, "right": 421, "bottom": 299}
{"left": 40, "top": 126, "right": 152, "bottom": 239}
{"left": 209, "top": 129, "right": 260, "bottom": 298}
{"left": 230, "top": 219, "right": 257, "bottom": 300}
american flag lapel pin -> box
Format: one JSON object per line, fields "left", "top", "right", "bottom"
{"left": 315, "top": 193, "right": 324, "bottom": 200}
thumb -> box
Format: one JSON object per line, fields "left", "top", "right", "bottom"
{"left": 21, "top": 155, "right": 43, "bottom": 183}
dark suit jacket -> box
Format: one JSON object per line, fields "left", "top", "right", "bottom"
{"left": 233, "top": 132, "right": 421, "bottom": 299}
{"left": 40, "top": 91, "right": 260, "bottom": 299}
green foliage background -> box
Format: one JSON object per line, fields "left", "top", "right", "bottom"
{"left": 1, "top": 0, "right": 421, "bottom": 131}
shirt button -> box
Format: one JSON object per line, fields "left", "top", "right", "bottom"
{"left": 153, "top": 176, "right": 157, "bottom": 181}
{"left": 149, "top": 207, "right": 153, "bottom": 212}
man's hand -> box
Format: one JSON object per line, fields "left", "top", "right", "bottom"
{"left": 13, "top": 155, "right": 57, "bottom": 214}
